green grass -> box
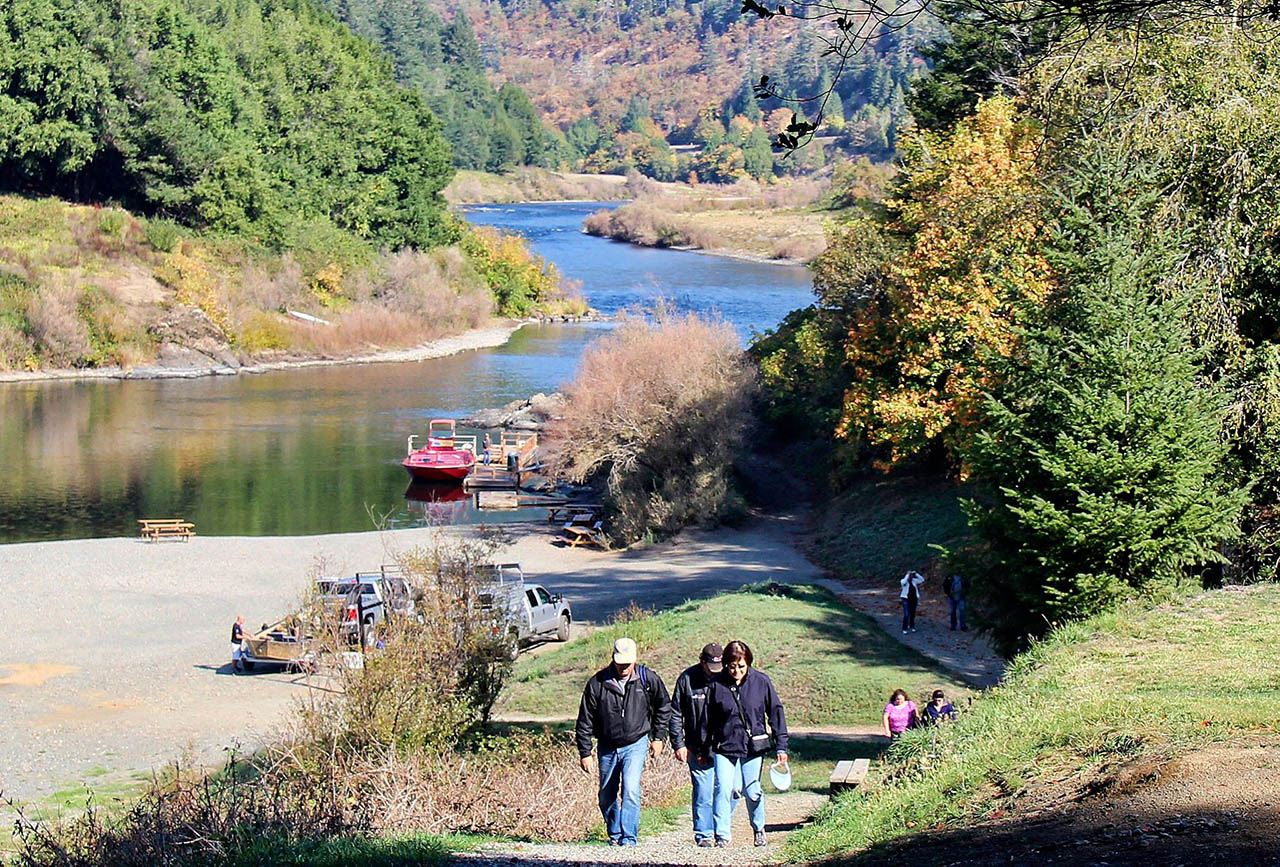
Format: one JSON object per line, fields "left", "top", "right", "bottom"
{"left": 498, "top": 584, "right": 968, "bottom": 727}
{"left": 783, "top": 584, "right": 1280, "bottom": 862}
{"left": 810, "top": 473, "right": 974, "bottom": 581}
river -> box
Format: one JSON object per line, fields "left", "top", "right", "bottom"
{"left": 0, "top": 203, "right": 813, "bottom": 542}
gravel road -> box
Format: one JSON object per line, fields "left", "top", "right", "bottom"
{"left": 0, "top": 514, "right": 820, "bottom": 802}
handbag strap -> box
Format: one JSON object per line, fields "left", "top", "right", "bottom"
{"left": 729, "top": 682, "right": 756, "bottom": 735}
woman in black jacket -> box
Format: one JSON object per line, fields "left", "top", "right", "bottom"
{"left": 705, "top": 640, "right": 788, "bottom": 848}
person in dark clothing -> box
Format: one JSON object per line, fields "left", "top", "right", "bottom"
{"left": 900, "top": 571, "right": 925, "bottom": 633}
{"left": 669, "top": 643, "right": 723, "bottom": 847}
{"left": 942, "top": 573, "right": 967, "bottom": 631}
{"left": 923, "top": 689, "right": 957, "bottom": 725}
{"left": 575, "top": 637, "right": 672, "bottom": 847}
{"left": 230, "top": 615, "right": 246, "bottom": 673}
{"left": 705, "top": 640, "right": 788, "bottom": 848}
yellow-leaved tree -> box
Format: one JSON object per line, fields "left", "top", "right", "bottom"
{"left": 825, "top": 96, "right": 1053, "bottom": 468}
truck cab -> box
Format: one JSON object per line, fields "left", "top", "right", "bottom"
{"left": 477, "top": 563, "right": 572, "bottom": 657}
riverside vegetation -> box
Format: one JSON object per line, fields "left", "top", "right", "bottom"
{"left": 0, "top": 0, "right": 582, "bottom": 374}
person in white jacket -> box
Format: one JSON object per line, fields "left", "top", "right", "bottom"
{"left": 899, "top": 571, "right": 925, "bottom": 633}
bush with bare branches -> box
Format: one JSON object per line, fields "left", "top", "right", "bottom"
{"left": 547, "top": 307, "right": 757, "bottom": 544}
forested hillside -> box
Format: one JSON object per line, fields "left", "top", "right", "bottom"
{"left": 320, "top": 0, "right": 556, "bottom": 172}
{"left": 1, "top": 0, "right": 455, "bottom": 249}
{"left": 0, "top": 0, "right": 580, "bottom": 373}
{"left": 331, "top": 0, "right": 944, "bottom": 181}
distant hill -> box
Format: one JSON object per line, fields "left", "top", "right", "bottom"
{"left": 331, "top": 0, "right": 946, "bottom": 181}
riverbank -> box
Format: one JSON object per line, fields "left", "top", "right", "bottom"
{"left": 0, "top": 320, "right": 531, "bottom": 385}
{"left": 0, "top": 514, "right": 823, "bottom": 804}
{"left": 445, "top": 169, "right": 631, "bottom": 205}
{"left": 582, "top": 187, "right": 831, "bottom": 265}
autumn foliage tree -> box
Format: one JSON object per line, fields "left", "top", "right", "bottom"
{"left": 815, "top": 96, "right": 1052, "bottom": 467}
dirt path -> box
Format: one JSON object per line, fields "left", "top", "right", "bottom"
{"left": 813, "top": 578, "right": 1004, "bottom": 688}
{"left": 455, "top": 773, "right": 829, "bottom": 866}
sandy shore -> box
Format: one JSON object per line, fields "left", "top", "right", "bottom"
{"left": 0, "top": 320, "right": 528, "bottom": 385}
{"left": 0, "top": 516, "right": 821, "bottom": 803}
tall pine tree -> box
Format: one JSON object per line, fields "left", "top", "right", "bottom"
{"left": 964, "top": 150, "right": 1247, "bottom": 655}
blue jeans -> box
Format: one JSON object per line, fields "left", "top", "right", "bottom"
{"left": 598, "top": 736, "right": 648, "bottom": 845}
{"left": 688, "top": 754, "right": 715, "bottom": 842}
{"left": 949, "top": 597, "right": 966, "bottom": 629}
{"left": 712, "top": 753, "right": 764, "bottom": 841}
{"left": 901, "top": 596, "right": 918, "bottom": 630}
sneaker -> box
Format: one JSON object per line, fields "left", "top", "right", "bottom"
{"left": 911, "top": 628, "right": 917, "bottom": 633}
{"left": 697, "top": 839, "right": 712, "bottom": 848}
{"left": 902, "top": 629, "right": 908, "bottom": 634}
{"left": 754, "top": 831, "right": 767, "bottom": 847}
{"left": 714, "top": 839, "right": 728, "bottom": 848}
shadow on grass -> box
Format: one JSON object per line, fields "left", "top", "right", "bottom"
{"left": 823, "top": 804, "right": 1279, "bottom": 867}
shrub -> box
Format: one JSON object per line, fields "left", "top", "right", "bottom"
{"left": 97, "top": 208, "right": 127, "bottom": 238}
{"left": 237, "top": 312, "right": 292, "bottom": 353}
{"left": 26, "top": 282, "right": 92, "bottom": 366}
{"left": 461, "top": 226, "right": 561, "bottom": 316}
{"left": 143, "top": 218, "right": 182, "bottom": 253}
{"left": 547, "top": 306, "right": 757, "bottom": 544}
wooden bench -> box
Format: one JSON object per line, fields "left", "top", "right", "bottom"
{"left": 138, "top": 519, "right": 196, "bottom": 542}
{"left": 829, "top": 757, "right": 870, "bottom": 795}
{"left": 559, "top": 520, "right": 605, "bottom": 549}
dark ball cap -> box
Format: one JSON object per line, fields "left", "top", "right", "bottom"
{"left": 701, "top": 643, "right": 724, "bottom": 671}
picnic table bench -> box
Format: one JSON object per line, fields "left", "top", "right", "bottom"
{"left": 559, "top": 520, "right": 606, "bottom": 549}
{"left": 547, "top": 503, "right": 602, "bottom": 524}
{"left": 138, "top": 519, "right": 196, "bottom": 542}
{"left": 829, "top": 758, "right": 870, "bottom": 795}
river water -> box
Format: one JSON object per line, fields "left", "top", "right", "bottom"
{"left": 0, "top": 203, "right": 813, "bottom": 542}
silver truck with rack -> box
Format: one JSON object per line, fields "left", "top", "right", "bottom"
{"left": 477, "top": 563, "right": 573, "bottom": 659}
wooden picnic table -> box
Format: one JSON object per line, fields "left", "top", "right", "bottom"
{"left": 559, "top": 520, "right": 606, "bottom": 549}
{"left": 138, "top": 519, "right": 196, "bottom": 542}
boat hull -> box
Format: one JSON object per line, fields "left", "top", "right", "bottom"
{"left": 402, "top": 453, "right": 474, "bottom": 482}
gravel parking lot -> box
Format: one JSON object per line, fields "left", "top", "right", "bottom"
{"left": 0, "top": 515, "right": 820, "bottom": 803}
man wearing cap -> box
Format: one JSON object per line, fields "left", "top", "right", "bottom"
{"left": 575, "top": 637, "right": 672, "bottom": 847}
{"left": 669, "top": 643, "right": 723, "bottom": 847}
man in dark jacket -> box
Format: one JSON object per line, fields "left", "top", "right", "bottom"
{"left": 575, "top": 637, "right": 672, "bottom": 847}
{"left": 669, "top": 643, "right": 722, "bottom": 847}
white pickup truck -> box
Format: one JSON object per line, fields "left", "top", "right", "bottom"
{"left": 478, "top": 563, "right": 573, "bottom": 658}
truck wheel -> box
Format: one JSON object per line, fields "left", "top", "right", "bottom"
{"left": 506, "top": 631, "right": 521, "bottom": 661}
{"left": 556, "top": 615, "right": 571, "bottom": 642}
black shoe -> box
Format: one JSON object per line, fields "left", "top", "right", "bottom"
{"left": 697, "top": 839, "right": 712, "bottom": 848}
{"left": 754, "top": 831, "right": 767, "bottom": 847}
{"left": 715, "top": 839, "right": 728, "bottom": 848}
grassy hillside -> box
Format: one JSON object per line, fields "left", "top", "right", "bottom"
{"left": 0, "top": 195, "right": 573, "bottom": 373}
{"left": 785, "top": 584, "right": 1280, "bottom": 861}
{"left": 498, "top": 584, "right": 968, "bottom": 726}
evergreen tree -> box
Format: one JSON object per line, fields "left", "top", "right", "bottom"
{"left": 965, "top": 152, "right": 1247, "bottom": 655}
{"left": 742, "top": 126, "right": 774, "bottom": 179}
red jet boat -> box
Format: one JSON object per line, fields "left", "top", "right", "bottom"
{"left": 402, "top": 419, "right": 478, "bottom": 483}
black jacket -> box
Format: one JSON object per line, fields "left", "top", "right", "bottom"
{"left": 668, "top": 664, "right": 714, "bottom": 756}
{"left": 575, "top": 664, "right": 672, "bottom": 758}
{"left": 706, "top": 668, "right": 788, "bottom": 759}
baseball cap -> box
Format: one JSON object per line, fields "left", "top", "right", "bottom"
{"left": 700, "top": 643, "right": 724, "bottom": 672}
{"left": 612, "top": 637, "right": 638, "bottom": 665}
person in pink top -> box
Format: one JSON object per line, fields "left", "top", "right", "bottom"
{"left": 882, "top": 688, "right": 918, "bottom": 739}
